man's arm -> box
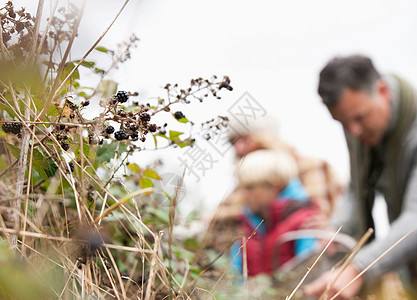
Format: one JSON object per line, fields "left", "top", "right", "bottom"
{"left": 328, "top": 182, "right": 361, "bottom": 236}
{"left": 352, "top": 166, "right": 417, "bottom": 280}
{"left": 305, "top": 167, "right": 417, "bottom": 299}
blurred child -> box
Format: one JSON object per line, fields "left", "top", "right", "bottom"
{"left": 231, "top": 149, "right": 319, "bottom": 276}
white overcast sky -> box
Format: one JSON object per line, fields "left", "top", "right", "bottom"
{"left": 19, "top": 0, "right": 417, "bottom": 214}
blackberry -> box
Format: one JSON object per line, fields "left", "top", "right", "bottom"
{"left": 2, "top": 122, "right": 12, "bottom": 133}
{"left": 2, "top": 122, "right": 22, "bottom": 134}
{"left": 69, "top": 162, "right": 75, "bottom": 172}
{"left": 149, "top": 124, "right": 157, "bottom": 132}
{"left": 61, "top": 142, "right": 70, "bottom": 151}
{"left": 114, "top": 130, "right": 127, "bottom": 141}
{"left": 82, "top": 101, "right": 90, "bottom": 107}
{"left": 130, "top": 132, "right": 139, "bottom": 139}
{"left": 105, "top": 126, "right": 115, "bottom": 134}
{"left": 130, "top": 125, "right": 139, "bottom": 131}
{"left": 174, "top": 111, "right": 185, "bottom": 120}
{"left": 140, "top": 113, "right": 151, "bottom": 123}
{"left": 116, "top": 91, "right": 129, "bottom": 103}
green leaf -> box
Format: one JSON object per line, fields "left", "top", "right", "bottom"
{"left": 184, "top": 237, "right": 200, "bottom": 251}
{"left": 33, "top": 164, "right": 48, "bottom": 180}
{"left": 79, "top": 60, "right": 96, "bottom": 69}
{"left": 32, "top": 148, "right": 49, "bottom": 169}
{"left": 95, "top": 46, "right": 108, "bottom": 53}
{"left": 143, "top": 169, "right": 161, "bottom": 180}
{"left": 177, "top": 142, "right": 191, "bottom": 148}
{"left": 0, "top": 102, "right": 16, "bottom": 119}
{"left": 139, "top": 177, "right": 153, "bottom": 189}
{"left": 70, "top": 136, "right": 96, "bottom": 161}
{"left": 177, "top": 117, "right": 189, "bottom": 123}
{"left": 127, "top": 163, "right": 141, "bottom": 173}
{"left": 95, "top": 143, "right": 127, "bottom": 163}
{"left": 44, "top": 158, "right": 58, "bottom": 177}
{"left": 82, "top": 142, "right": 96, "bottom": 161}
{"left": 147, "top": 207, "right": 169, "bottom": 225}
{"left": 47, "top": 104, "right": 60, "bottom": 116}
{"left": 169, "top": 131, "right": 183, "bottom": 138}
{"left": 6, "top": 143, "right": 20, "bottom": 158}
{"left": 94, "top": 67, "right": 105, "bottom": 74}
{"left": 61, "top": 62, "right": 80, "bottom": 81}
{"left": 0, "top": 155, "right": 7, "bottom": 171}
{"left": 78, "top": 91, "right": 89, "bottom": 99}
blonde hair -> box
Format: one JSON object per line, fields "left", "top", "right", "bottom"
{"left": 237, "top": 149, "right": 298, "bottom": 188}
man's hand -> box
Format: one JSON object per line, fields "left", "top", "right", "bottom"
{"left": 304, "top": 264, "right": 364, "bottom": 299}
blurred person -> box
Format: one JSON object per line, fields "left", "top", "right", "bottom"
{"left": 230, "top": 149, "right": 319, "bottom": 276}
{"left": 305, "top": 54, "right": 417, "bottom": 299}
{"left": 222, "top": 115, "right": 344, "bottom": 222}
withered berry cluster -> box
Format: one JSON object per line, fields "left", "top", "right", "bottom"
{"left": 0, "top": 1, "right": 46, "bottom": 60}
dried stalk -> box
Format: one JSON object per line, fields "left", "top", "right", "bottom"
{"left": 319, "top": 228, "right": 374, "bottom": 300}
{"left": 286, "top": 226, "right": 343, "bottom": 300}
{"left": 145, "top": 231, "right": 163, "bottom": 300}
{"left": 329, "top": 230, "right": 414, "bottom": 300}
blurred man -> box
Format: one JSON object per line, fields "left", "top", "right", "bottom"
{"left": 305, "top": 55, "right": 417, "bottom": 299}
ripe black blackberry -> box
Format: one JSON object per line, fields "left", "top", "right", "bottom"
{"left": 114, "top": 130, "right": 127, "bottom": 141}
{"left": 140, "top": 113, "right": 151, "bottom": 123}
{"left": 12, "top": 123, "right": 21, "bottom": 134}
{"left": 174, "top": 111, "right": 185, "bottom": 120}
{"left": 61, "top": 142, "right": 70, "bottom": 151}
{"left": 130, "top": 132, "right": 139, "bottom": 139}
{"left": 105, "top": 126, "right": 115, "bottom": 134}
{"left": 69, "top": 162, "right": 75, "bottom": 172}
{"left": 2, "top": 122, "right": 22, "bottom": 134}
{"left": 2, "top": 122, "right": 12, "bottom": 133}
{"left": 149, "top": 124, "right": 157, "bottom": 132}
{"left": 116, "top": 91, "right": 129, "bottom": 103}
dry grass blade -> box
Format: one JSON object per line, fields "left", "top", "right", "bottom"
{"left": 145, "top": 231, "right": 163, "bottom": 300}
{"left": 319, "top": 228, "right": 374, "bottom": 300}
{"left": 94, "top": 187, "right": 154, "bottom": 224}
{"left": 242, "top": 236, "right": 248, "bottom": 300}
{"left": 286, "top": 226, "right": 343, "bottom": 300}
{"left": 329, "top": 230, "right": 414, "bottom": 300}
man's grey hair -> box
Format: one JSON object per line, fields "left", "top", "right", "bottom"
{"left": 318, "top": 55, "right": 381, "bottom": 107}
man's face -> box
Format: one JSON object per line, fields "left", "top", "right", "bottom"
{"left": 329, "top": 80, "right": 391, "bottom": 146}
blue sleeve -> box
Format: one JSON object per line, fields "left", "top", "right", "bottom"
{"left": 230, "top": 241, "right": 243, "bottom": 274}
{"left": 295, "top": 238, "right": 316, "bottom": 256}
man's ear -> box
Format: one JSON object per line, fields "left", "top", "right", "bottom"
{"left": 377, "top": 79, "right": 390, "bottom": 103}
